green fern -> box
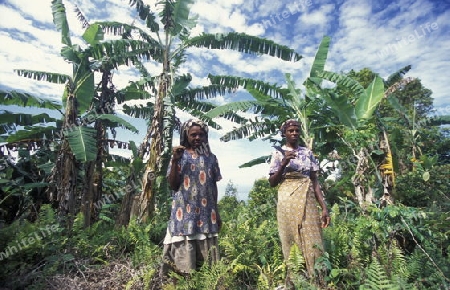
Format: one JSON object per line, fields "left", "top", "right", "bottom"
{"left": 377, "top": 239, "right": 409, "bottom": 281}
{"left": 197, "top": 259, "right": 236, "bottom": 289}
{"left": 360, "top": 258, "right": 399, "bottom": 290}
{"left": 287, "top": 244, "right": 306, "bottom": 274}
{"left": 256, "top": 263, "right": 284, "bottom": 290}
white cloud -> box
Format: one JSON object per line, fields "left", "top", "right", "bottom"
{"left": 299, "top": 4, "right": 335, "bottom": 26}
{"left": 3, "top": 0, "right": 54, "bottom": 24}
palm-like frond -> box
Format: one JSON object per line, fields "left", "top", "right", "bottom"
{"left": 220, "top": 118, "right": 278, "bottom": 142}
{"left": 0, "top": 90, "right": 62, "bottom": 111}
{"left": 177, "top": 97, "right": 247, "bottom": 125}
{"left": 116, "top": 84, "right": 153, "bottom": 104}
{"left": 117, "top": 78, "right": 158, "bottom": 102}
{"left": 5, "top": 125, "right": 59, "bottom": 143}
{"left": 97, "top": 21, "right": 162, "bottom": 49}
{"left": 318, "top": 70, "right": 366, "bottom": 97}
{"left": 95, "top": 114, "right": 139, "bottom": 134}
{"left": 385, "top": 65, "right": 412, "bottom": 87}
{"left": 128, "top": 0, "right": 159, "bottom": 32}
{"left": 175, "top": 96, "right": 214, "bottom": 112}
{"left": 172, "top": 73, "right": 193, "bottom": 95}
{"left": 209, "top": 74, "right": 286, "bottom": 99}
{"left": 205, "top": 100, "right": 262, "bottom": 119}
{"left": 238, "top": 155, "right": 270, "bottom": 168}
{"left": 173, "top": 106, "right": 222, "bottom": 130}
{"left": 0, "top": 112, "right": 56, "bottom": 128}
{"left": 176, "top": 84, "right": 232, "bottom": 101}
{"left": 122, "top": 103, "right": 154, "bottom": 119}
{"left": 187, "top": 32, "right": 302, "bottom": 62}
{"left": 74, "top": 5, "right": 89, "bottom": 28}
{"left": 205, "top": 77, "right": 293, "bottom": 140}
{"left": 14, "top": 69, "right": 71, "bottom": 85}
{"left": 89, "top": 39, "right": 163, "bottom": 64}
{"left": 132, "top": 59, "right": 151, "bottom": 78}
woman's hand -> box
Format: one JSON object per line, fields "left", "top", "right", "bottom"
{"left": 321, "top": 209, "right": 330, "bottom": 228}
{"left": 172, "top": 146, "right": 185, "bottom": 161}
{"left": 281, "top": 150, "right": 297, "bottom": 166}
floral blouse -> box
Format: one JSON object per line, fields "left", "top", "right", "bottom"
{"left": 167, "top": 150, "right": 222, "bottom": 236}
{"left": 269, "top": 145, "right": 319, "bottom": 177}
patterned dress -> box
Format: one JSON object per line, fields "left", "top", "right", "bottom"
{"left": 161, "top": 149, "right": 222, "bottom": 274}
{"left": 168, "top": 150, "right": 222, "bottom": 236}
{"left": 269, "top": 145, "right": 324, "bottom": 276}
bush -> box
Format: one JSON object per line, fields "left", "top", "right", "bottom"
{"left": 394, "top": 164, "right": 450, "bottom": 209}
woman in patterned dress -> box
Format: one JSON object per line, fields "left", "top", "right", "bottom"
{"left": 268, "top": 119, "right": 330, "bottom": 281}
{"left": 160, "top": 119, "right": 222, "bottom": 277}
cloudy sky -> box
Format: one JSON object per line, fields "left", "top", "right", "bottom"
{"left": 0, "top": 0, "right": 449, "bottom": 199}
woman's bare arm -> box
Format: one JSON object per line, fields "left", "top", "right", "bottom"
{"left": 168, "top": 146, "right": 184, "bottom": 190}
{"left": 310, "top": 171, "right": 330, "bottom": 228}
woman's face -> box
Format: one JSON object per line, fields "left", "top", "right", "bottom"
{"left": 284, "top": 125, "right": 300, "bottom": 143}
{"left": 187, "top": 125, "right": 207, "bottom": 149}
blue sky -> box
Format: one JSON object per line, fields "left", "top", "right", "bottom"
{"left": 0, "top": 0, "right": 449, "bottom": 199}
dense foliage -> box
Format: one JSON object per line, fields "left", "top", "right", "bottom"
{"left": 1, "top": 171, "right": 449, "bottom": 289}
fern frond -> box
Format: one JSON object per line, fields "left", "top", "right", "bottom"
{"left": 362, "top": 258, "right": 399, "bottom": 290}
{"left": 287, "top": 244, "right": 306, "bottom": 274}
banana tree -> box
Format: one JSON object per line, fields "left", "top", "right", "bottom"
{"left": 317, "top": 66, "right": 430, "bottom": 207}
{"left": 2, "top": 0, "right": 149, "bottom": 227}
{"left": 204, "top": 36, "right": 332, "bottom": 166}
{"left": 316, "top": 71, "right": 387, "bottom": 206}
{"left": 116, "top": 0, "right": 303, "bottom": 224}
{"left": 204, "top": 34, "right": 390, "bottom": 208}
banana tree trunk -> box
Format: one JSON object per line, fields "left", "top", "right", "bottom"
{"left": 81, "top": 70, "right": 110, "bottom": 227}
{"left": 116, "top": 170, "right": 139, "bottom": 226}
{"left": 131, "top": 73, "right": 170, "bottom": 222}
{"left": 352, "top": 147, "right": 373, "bottom": 208}
{"left": 47, "top": 93, "right": 79, "bottom": 229}
{"left": 80, "top": 119, "right": 104, "bottom": 227}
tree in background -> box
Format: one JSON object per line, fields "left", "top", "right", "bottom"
{"left": 218, "top": 180, "right": 241, "bottom": 222}
{"left": 224, "top": 179, "right": 238, "bottom": 198}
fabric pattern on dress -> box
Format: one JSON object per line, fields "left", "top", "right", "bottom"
{"left": 269, "top": 145, "right": 319, "bottom": 177}
{"left": 269, "top": 145, "right": 323, "bottom": 276}
{"left": 277, "top": 173, "right": 324, "bottom": 276}
{"left": 167, "top": 150, "right": 222, "bottom": 236}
